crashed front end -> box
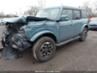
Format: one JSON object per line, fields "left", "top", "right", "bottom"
{"left": 1, "top": 28, "right": 31, "bottom": 51}
{"left": 0, "top": 16, "right": 49, "bottom": 59}
{"left": 0, "top": 16, "right": 32, "bottom": 59}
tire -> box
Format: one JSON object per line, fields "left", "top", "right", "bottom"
{"left": 32, "top": 37, "right": 56, "bottom": 62}
{"left": 79, "top": 27, "right": 88, "bottom": 41}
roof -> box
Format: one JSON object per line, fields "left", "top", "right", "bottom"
{"left": 43, "top": 6, "right": 85, "bottom": 11}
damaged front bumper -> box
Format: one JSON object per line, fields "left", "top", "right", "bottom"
{"left": 1, "top": 30, "right": 31, "bottom": 51}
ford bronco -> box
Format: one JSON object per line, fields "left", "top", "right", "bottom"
{"left": 1, "top": 7, "right": 89, "bottom": 62}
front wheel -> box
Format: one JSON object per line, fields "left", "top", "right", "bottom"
{"left": 79, "top": 27, "right": 88, "bottom": 41}
{"left": 32, "top": 37, "right": 56, "bottom": 62}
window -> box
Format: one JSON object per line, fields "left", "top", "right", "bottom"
{"left": 36, "top": 8, "right": 60, "bottom": 20}
{"left": 61, "top": 9, "right": 72, "bottom": 20}
{"left": 73, "top": 10, "right": 81, "bottom": 20}
{"left": 81, "top": 10, "right": 87, "bottom": 18}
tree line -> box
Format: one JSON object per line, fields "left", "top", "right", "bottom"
{"left": 0, "top": 0, "right": 97, "bottom": 18}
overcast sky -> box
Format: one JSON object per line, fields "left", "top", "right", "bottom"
{"left": 0, "top": 0, "right": 96, "bottom": 14}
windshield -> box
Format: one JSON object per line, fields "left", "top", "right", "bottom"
{"left": 36, "top": 8, "right": 60, "bottom": 20}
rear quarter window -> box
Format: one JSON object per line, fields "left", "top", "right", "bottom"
{"left": 73, "top": 10, "right": 81, "bottom": 20}
{"left": 81, "top": 10, "right": 88, "bottom": 18}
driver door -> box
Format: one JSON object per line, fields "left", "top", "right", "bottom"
{"left": 59, "top": 9, "right": 74, "bottom": 42}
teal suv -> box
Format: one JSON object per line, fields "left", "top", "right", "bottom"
{"left": 1, "top": 7, "right": 89, "bottom": 62}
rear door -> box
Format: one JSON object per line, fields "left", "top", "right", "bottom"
{"left": 72, "top": 10, "right": 83, "bottom": 36}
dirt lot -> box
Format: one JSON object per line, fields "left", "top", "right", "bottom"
{"left": 0, "top": 31, "right": 97, "bottom": 71}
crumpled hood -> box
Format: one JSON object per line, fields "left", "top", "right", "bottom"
{"left": 0, "top": 16, "right": 51, "bottom": 25}
{"left": 0, "top": 16, "right": 26, "bottom": 25}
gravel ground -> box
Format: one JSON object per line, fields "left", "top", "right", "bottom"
{"left": 0, "top": 31, "right": 97, "bottom": 71}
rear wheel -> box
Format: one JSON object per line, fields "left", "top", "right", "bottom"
{"left": 79, "top": 27, "right": 88, "bottom": 41}
{"left": 32, "top": 37, "right": 56, "bottom": 62}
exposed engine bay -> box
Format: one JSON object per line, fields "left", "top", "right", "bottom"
{"left": 0, "top": 16, "right": 50, "bottom": 59}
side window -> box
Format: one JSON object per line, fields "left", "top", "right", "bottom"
{"left": 73, "top": 10, "right": 81, "bottom": 20}
{"left": 81, "top": 10, "right": 87, "bottom": 18}
{"left": 61, "top": 9, "right": 72, "bottom": 21}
